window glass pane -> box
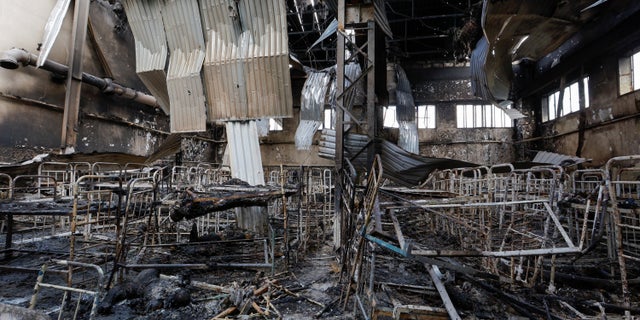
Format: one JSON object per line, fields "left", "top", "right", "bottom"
{"left": 416, "top": 105, "right": 436, "bottom": 129}
{"left": 383, "top": 106, "right": 399, "bottom": 128}
{"left": 456, "top": 105, "right": 465, "bottom": 128}
{"left": 321, "top": 108, "right": 333, "bottom": 130}
{"left": 465, "top": 105, "right": 473, "bottom": 128}
{"left": 571, "top": 82, "right": 580, "bottom": 113}
{"left": 456, "top": 104, "right": 511, "bottom": 128}
{"left": 427, "top": 105, "right": 436, "bottom": 128}
{"left": 547, "top": 95, "right": 552, "bottom": 121}
{"left": 633, "top": 51, "right": 640, "bottom": 91}
{"left": 417, "top": 105, "right": 426, "bottom": 129}
{"left": 269, "top": 118, "right": 282, "bottom": 131}
{"left": 495, "top": 106, "right": 504, "bottom": 127}
{"left": 583, "top": 77, "right": 590, "bottom": 108}
{"left": 474, "top": 104, "right": 483, "bottom": 127}
{"left": 484, "top": 105, "right": 492, "bottom": 127}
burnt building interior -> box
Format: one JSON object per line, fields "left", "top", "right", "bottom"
{"left": 1, "top": 0, "right": 640, "bottom": 319}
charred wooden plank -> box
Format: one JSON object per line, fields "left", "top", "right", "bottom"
{"left": 171, "top": 188, "right": 297, "bottom": 221}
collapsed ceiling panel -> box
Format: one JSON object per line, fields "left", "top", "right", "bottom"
{"left": 121, "top": 0, "right": 170, "bottom": 113}
{"left": 201, "top": 0, "right": 293, "bottom": 121}
{"left": 471, "top": 0, "right": 603, "bottom": 103}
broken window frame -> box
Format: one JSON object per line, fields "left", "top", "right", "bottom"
{"left": 384, "top": 105, "right": 437, "bottom": 129}
{"left": 543, "top": 77, "right": 590, "bottom": 122}
{"left": 319, "top": 107, "right": 335, "bottom": 130}
{"left": 455, "top": 104, "right": 512, "bottom": 128}
{"left": 619, "top": 49, "right": 640, "bottom": 96}
{"left": 417, "top": 105, "right": 436, "bottom": 129}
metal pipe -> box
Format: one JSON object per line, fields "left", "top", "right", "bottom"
{"left": 0, "top": 48, "right": 160, "bottom": 109}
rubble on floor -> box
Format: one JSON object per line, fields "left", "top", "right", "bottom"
{"left": 0, "top": 154, "right": 638, "bottom": 319}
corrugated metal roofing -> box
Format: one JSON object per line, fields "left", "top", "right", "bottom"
{"left": 398, "top": 121, "right": 418, "bottom": 154}
{"left": 225, "top": 121, "right": 265, "bottom": 185}
{"left": 37, "top": 0, "right": 71, "bottom": 68}
{"left": 200, "top": 0, "right": 293, "bottom": 121}
{"left": 163, "top": 0, "right": 206, "bottom": 132}
{"left": 122, "top": 0, "right": 170, "bottom": 113}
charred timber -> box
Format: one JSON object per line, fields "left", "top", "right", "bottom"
{"left": 171, "top": 188, "right": 297, "bottom": 221}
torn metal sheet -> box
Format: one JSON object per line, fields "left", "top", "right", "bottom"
{"left": 499, "top": 103, "right": 527, "bottom": 120}
{"left": 295, "top": 120, "right": 321, "bottom": 151}
{"left": 37, "top": 0, "right": 71, "bottom": 68}
{"left": 393, "top": 64, "right": 419, "bottom": 154}
{"left": 295, "top": 70, "right": 331, "bottom": 150}
{"left": 394, "top": 65, "right": 415, "bottom": 122}
{"left": 163, "top": 0, "right": 207, "bottom": 133}
{"left": 470, "top": 35, "right": 511, "bottom": 103}
{"left": 122, "top": 0, "right": 170, "bottom": 113}
{"left": 201, "top": 0, "right": 293, "bottom": 121}
{"left": 532, "top": 151, "right": 588, "bottom": 166}
{"left": 472, "top": 0, "right": 599, "bottom": 104}
{"left": 397, "top": 121, "right": 418, "bottom": 155}
{"left": 308, "top": 18, "right": 338, "bottom": 53}
{"left": 380, "top": 140, "right": 476, "bottom": 186}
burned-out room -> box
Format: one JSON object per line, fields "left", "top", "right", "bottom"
{"left": 0, "top": 0, "right": 639, "bottom": 319}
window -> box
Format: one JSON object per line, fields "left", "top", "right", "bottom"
{"left": 269, "top": 118, "right": 283, "bottom": 131}
{"left": 619, "top": 50, "right": 640, "bottom": 95}
{"left": 456, "top": 104, "right": 512, "bottom": 128}
{"left": 383, "top": 105, "right": 436, "bottom": 129}
{"left": 543, "top": 77, "right": 589, "bottom": 122}
{"left": 417, "top": 105, "right": 436, "bottom": 129}
{"left": 383, "top": 106, "right": 399, "bottom": 128}
{"left": 319, "top": 108, "right": 334, "bottom": 130}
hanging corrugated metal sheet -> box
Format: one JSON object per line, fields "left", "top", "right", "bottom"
{"left": 200, "top": 0, "right": 292, "bottom": 121}
{"left": 398, "top": 121, "right": 419, "bottom": 154}
{"left": 37, "top": 0, "right": 71, "bottom": 68}
{"left": 122, "top": 0, "right": 170, "bottom": 113}
{"left": 225, "top": 121, "right": 265, "bottom": 185}
{"left": 163, "top": 0, "right": 207, "bottom": 132}
{"left": 295, "top": 70, "right": 331, "bottom": 150}
{"left": 394, "top": 65, "right": 415, "bottom": 122}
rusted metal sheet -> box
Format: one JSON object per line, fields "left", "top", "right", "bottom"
{"left": 122, "top": 0, "right": 170, "bottom": 114}
{"left": 200, "top": 0, "right": 292, "bottom": 121}
{"left": 163, "top": 0, "right": 206, "bottom": 133}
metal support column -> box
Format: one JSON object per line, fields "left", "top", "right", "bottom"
{"left": 61, "top": 0, "right": 90, "bottom": 153}
{"left": 333, "top": 0, "right": 346, "bottom": 249}
{"left": 366, "top": 20, "right": 376, "bottom": 168}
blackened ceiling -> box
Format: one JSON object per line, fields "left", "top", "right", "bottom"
{"left": 287, "top": 0, "right": 483, "bottom": 70}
